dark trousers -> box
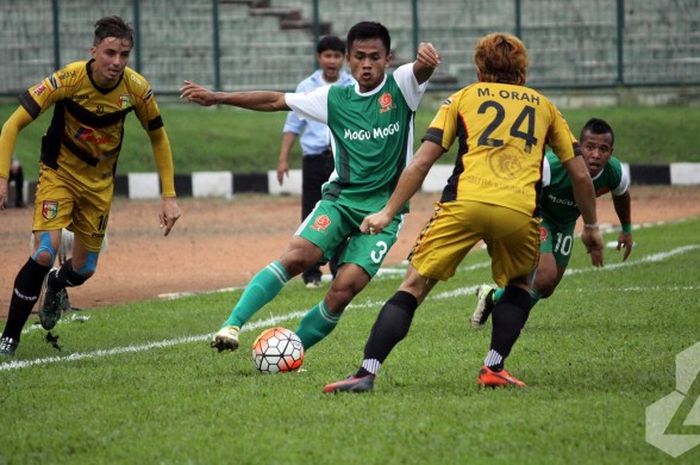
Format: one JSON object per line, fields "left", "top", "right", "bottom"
{"left": 8, "top": 165, "right": 24, "bottom": 207}
{"left": 301, "top": 151, "right": 336, "bottom": 283}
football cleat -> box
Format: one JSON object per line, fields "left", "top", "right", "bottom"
{"left": 323, "top": 374, "right": 375, "bottom": 394}
{"left": 210, "top": 325, "right": 240, "bottom": 352}
{"left": 477, "top": 365, "right": 527, "bottom": 388}
{"left": 470, "top": 284, "right": 495, "bottom": 329}
{"left": 39, "top": 278, "right": 68, "bottom": 331}
{"left": 0, "top": 336, "right": 18, "bottom": 357}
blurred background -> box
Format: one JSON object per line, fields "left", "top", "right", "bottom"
{"left": 0, "top": 0, "right": 698, "bottom": 94}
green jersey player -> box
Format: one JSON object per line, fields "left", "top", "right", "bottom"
{"left": 471, "top": 118, "right": 633, "bottom": 327}
{"left": 180, "top": 22, "right": 440, "bottom": 353}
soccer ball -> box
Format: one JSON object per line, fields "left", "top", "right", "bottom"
{"left": 251, "top": 327, "right": 304, "bottom": 373}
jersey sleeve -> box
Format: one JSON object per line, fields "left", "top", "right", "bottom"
{"left": 392, "top": 62, "right": 428, "bottom": 111}
{"left": 129, "top": 71, "right": 163, "bottom": 132}
{"left": 421, "top": 90, "right": 462, "bottom": 151}
{"left": 541, "top": 153, "right": 552, "bottom": 188}
{"left": 18, "top": 63, "right": 80, "bottom": 119}
{"left": 284, "top": 86, "right": 330, "bottom": 124}
{"left": 609, "top": 157, "right": 630, "bottom": 196}
{"left": 545, "top": 103, "right": 577, "bottom": 164}
{"left": 282, "top": 108, "right": 305, "bottom": 134}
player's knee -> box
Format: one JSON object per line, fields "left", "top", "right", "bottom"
{"left": 75, "top": 251, "right": 99, "bottom": 278}
{"left": 31, "top": 233, "right": 57, "bottom": 266}
{"left": 324, "top": 286, "right": 355, "bottom": 314}
{"left": 537, "top": 282, "right": 556, "bottom": 298}
{"left": 281, "top": 245, "right": 320, "bottom": 276}
{"left": 533, "top": 274, "right": 557, "bottom": 298}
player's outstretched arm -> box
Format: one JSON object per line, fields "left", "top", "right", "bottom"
{"left": 180, "top": 80, "right": 289, "bottom": 112}
{"left": 412, "top": 42, "right": 441, "bottom": 85}
{"left": 563, "top": 156, "right": 603, "bottom": 266}
{"left": 362, "top": 140, "right": 444, "bottom": 234}
{"left": 148, "top": 127, "right": 181, "bottom": 236}
{"left": 613, "top": 190, "right": 633, "bottom": 261}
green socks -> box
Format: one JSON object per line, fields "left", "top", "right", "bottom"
{"left": 493, "top": 286, "right": 541, "bottom": 308}
{"left": 294, "top": 300, "right": 340, "bottom": 350}
{"left": 225, "top": 261, "right": 290, "bottom": 328}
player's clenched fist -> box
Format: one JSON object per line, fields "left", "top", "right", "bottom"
{"left": 416, "top": 42, "right": 441, "bottom": 69}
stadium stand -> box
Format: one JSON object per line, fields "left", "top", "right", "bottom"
{"left": 0, "top": 0, "right": 697, "bottom": 94}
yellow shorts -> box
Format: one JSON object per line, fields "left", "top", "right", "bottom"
{"left": 409, "top": 200, "right": 539, "bottom": 287}
{"left": 33, "top": 165, "right": 112, "bottom": 252}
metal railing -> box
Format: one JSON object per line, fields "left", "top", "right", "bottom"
{"left": 0, "top": 0, "right": 698, "bottom": 95}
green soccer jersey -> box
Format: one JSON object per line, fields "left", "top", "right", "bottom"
{"left": 285, "top": 63, "right": 427, "bottom": 213}
{"left": 542, "top": 149, "right": 629, "bottom": 224}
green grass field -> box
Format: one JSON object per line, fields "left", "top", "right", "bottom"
{"left": 1, "top": 217, "right": 699, "bottom": 464}
{"left": 2, "top": 99, "right": 699, "bottom": 180}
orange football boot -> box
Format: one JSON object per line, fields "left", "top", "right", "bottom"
{"left": 478, "top": 365, "right": 527, "bottom": 388}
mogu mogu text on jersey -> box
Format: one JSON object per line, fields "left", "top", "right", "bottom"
{"left": 344, "top": 122, "right": 400, "bottom": 141}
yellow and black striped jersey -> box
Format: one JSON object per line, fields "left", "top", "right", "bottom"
{"left": 423, "top": 82, "right": 577, "bottom": 216}
{"left": 20, "top": 60, "right": 163, "bottom": 190}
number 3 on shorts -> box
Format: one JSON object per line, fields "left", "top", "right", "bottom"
{"left": 370, "top": 240, "right": 388, "bottom": 264}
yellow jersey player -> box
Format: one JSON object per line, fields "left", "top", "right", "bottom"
{"left": 0, "top": 16, "right": 181, "bottom": 356}
{"left": 324, "top": 32, "right": 603, "bottom": 393}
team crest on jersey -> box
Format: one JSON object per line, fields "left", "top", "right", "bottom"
{"left": 311, "top": 215, "right": 331, "bottom": 232}
{"left": 488, "top": 151, "right": 523, "bottom": 180}
{"left": 42, "top": 200, "right": 59, "bottom": 220}
{"left": 539, "top": 226, "right": 548, "bottom": 242}
{"left": 119, "top": 94, "right": 132, "bottom": 109}
{"left": 378, "top": 92, "right": 394, "bottom": 113}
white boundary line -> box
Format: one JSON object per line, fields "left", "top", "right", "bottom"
{"left": 1, "top": 244, "right": 697, "bottom": 372}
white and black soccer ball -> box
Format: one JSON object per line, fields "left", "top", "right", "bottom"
{"left": 251, "top": 327, "right": 304, "bottom": 373}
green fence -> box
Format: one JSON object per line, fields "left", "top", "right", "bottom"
{"left": 0, "top": 0, "right": 698, "bottom": 95}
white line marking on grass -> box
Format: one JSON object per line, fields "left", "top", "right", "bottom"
{"left": 566, "top": 285, "right": 700, "bottom": 292}
{"left": 2, "top": 311, "right": 306, "bottom": 372}
{"left": 3, "top": 245, "right": 696, "bottom": 372}
{"left": 21, "top": 313, "right": 91, "bottom": 335}
{"left": 564, "top": 245, "right": 699, "bottom": 276}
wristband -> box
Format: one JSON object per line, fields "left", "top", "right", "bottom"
{"left": 621, "top": 224, "right": 632, "bottom": 234}
{"left": 583, "top": 223, "right": 599, "bottom": 230}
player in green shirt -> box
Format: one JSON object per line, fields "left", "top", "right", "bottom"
{"left": 471, "top": 118, "right": 633, "bottom": 328}
{"left": 180, "top": 22, "right": 440, "bottom": 353}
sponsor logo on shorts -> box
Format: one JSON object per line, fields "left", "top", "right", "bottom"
{"left": 378, "top": 92, "right": 394, "bottom": 113}
{"left": 42, "top": 200, "right": 58, "bottom": 220}
{"left": 311, "top": 215, "right": 331, "bottom": 232}
{"left": 539, "top": 226, "right": 548, "bottom": 241}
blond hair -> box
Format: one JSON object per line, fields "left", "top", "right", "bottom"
{"left": 474, "top": 33, "right": 528, "bottom": 85}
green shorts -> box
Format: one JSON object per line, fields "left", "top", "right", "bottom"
{"left": 296, "top": 200, "right": 402, "bottom": 278}
{"left": 540, "top": 216, "right": 576, "bottom": 267}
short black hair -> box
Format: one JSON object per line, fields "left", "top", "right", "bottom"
{"left": 580, "top": 118, "right": 615, "bottom": 145}
{"left": 347, "top": 21, "right": 391, "bottom": 55}
{"left": 317, "top": 36, "right": 346, "bottom": 54}
{"left": 94, "top": 16, "right": 134, "bottom": 46}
